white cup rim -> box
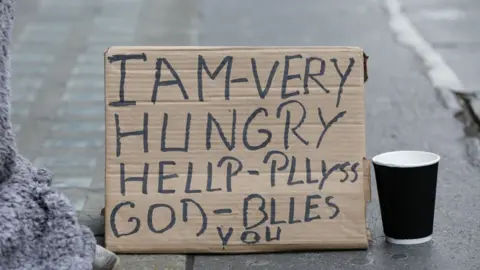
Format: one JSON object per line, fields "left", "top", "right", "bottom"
{"left": 372, "top": 150, "right": 440, "bottom": 168}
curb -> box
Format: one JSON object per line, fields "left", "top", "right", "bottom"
{"left": 384, "top": 0, "right": 464, "bottom": 114}
{"left": 451, "top": 90, "right": 480, "bottom": 127}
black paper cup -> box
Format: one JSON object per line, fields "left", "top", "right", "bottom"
{"left": 372, "top": 150, "right": 440, "bottom": 245}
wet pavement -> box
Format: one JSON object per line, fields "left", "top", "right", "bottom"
{"left": 402, "top": 0, "right": 480, "bottom": 91}
{"left": 192, "top": 0, "right": 480, "bottom": 269}
{"left": 10, "top": 0, "right": 480, "bottom": 269}
{"left": 401, "top": 0, "right": 480, "bottom": 169}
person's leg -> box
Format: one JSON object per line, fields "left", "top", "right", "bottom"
{"left": 93, "top": 245, "right": 120, "bottom": 270}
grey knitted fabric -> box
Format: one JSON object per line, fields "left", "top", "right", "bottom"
{"left": 0, "top": 1, "right": 97, "bottom": 269}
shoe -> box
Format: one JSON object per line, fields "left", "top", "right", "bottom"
{"left": 93, "top": 245, "right": 120, "bottom": 270}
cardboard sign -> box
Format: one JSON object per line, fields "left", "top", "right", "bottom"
{"left": 104, "top": 46, "right": 369, "bottom": 253}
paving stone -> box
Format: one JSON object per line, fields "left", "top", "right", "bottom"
{"left": 62, "top": 88, "right": 104, "bottom": 102}
{"left": 37, "top": 4, "right": 83, "bottom": 19}
{"left": 47, "top": 167, "right": 97, "bottom": 179}
{"left": 72, "top": 198, "right": 87, "bottom": 211}
{"left": 10, "top": 0, "right": 191, "bottom": 267}
{"left": 11, "top": 89, "right": 38, "bottom": 102}
{"left": 43, "top": 137, "right": 104, "bottom": 148}
{"left": 97, "top": 6, "right": 142, "bottom": 18}
{"left": 88, "top": 34, "right": 134, "bottom": 45}
{"left": 18, "top": 30, "right": 67, "bottom": 44}
{"left": 13, "top": 124, "right": 21, "bottom": 133}
{"left": 11, "top": 104, "right": 31, "bottom": 117}
{"left": 66, "top": 78, "right": 104, "bottom": 90}
{"left": 56, "top": 103, "right": 104, "bottom": 118}
{"left": 51, "top": 176, "right": 93, "bottom": 188}
{"left": 34, "top": 156, "right": 97, "bottom": 169}
{"left": 71, "top": 63, "right": 104, "bottom": 76}
{"left": 21, "top": 23, "right": 71, "bottom": 35}
{"left": 101, "top": 0, "right": 144, "bottom": 8}
{"left": 84, "top": 45, "right": 111, "bottom": 54}
{"left": 117, "top": 255, "right": 186, "bottom": 270}
{"left": 87, "top": 39, "right": 135, "bottom": 47}
{"left": 39, "top": 0, "right": 84, "bottom": 8}
{"left": 11, "top": 64, "right": 49, "bottom": 75}
{"left": 92, "top": 17, "right": 138, "bottom": 28}
{"left": 12, "top": 77, "right": 44, "bottom": 91}
{"left": 92, "top": 16, "right": 136, "bottom": 26}
{"left": 11, "top": 53, "right": 56, "bottom": 64}
{"left": 52, "top": 121, "right": 104, "bottom": 133}
{"left": 12, "top": 43, "right": 60, "bottom": 54}
{"left": 92, "top": 26, "right": 136, "bottom": 36}
{"left": 76, "top": 53, "right": 104, "bottom": 64}
{"left": 18, "top": 24, "right": 71, "bottom": 45}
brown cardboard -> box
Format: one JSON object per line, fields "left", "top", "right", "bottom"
{"left": 104, "top": 46, "right": 368, "bottom": 253}
{"left": 363, "top": 158, "right": 372, "bottom": 202}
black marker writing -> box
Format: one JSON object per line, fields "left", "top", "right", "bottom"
{"left": 217, "top": 227, "right": 234, "bottom": 246}
{"left": 270, "top": 198, "right": 286, "bottom": 225}
{"left": 350, "top": 162, "right": 360, "bottom": 183}
{"left": 243, "top": 107, "right": 272, "bottom": 151}
{"left": 243, "top": 194, "right": 268, "bottom": 230}
{"left": 120, "top": 163, "right": 148, "bottom": 196}
{"left": 263, "top": 150, "right": 289, "bottom": 187}
{"left": 277, "top": 100, "right": 309, "bottom": 150}
{"left": 304, "top": 57, "right": 329, "bottom": 94}
{"left": 251, "top": 58, "right": 279, "bottom": 99}
{"left": 110, "top": 201, "right": 140, "bottom": 238}
{"left": 265, "top": 227, "right": 281, "bottom": 242}
{"left": 115, "top": 112, "right": 148, "bottom": 157}
{"left": 181, "top": 198, "right": 207, "bottom": 237}
{"left": 147, "top": 203, "right": 175, "bottom": 234}
{"left": 287, "top": 156, "right": 304, "bottom": 186}
{"left": 107, "top": 53, "right": 146, "bottom": 107}
{"left": 316, "top": 107, "right": 346, "bottom": 149}
{"left": 338, "top": 161, "right": 350, "bottom": 182}
{"left": 326, "top": 196, "right": 340, "bottom": 219}
{"left": 231, "top": 78, "right": 248, "bottom": 83}
{"left": 331, "top": 57, "right": 355, "bottom": 108}
{"left": 304, "top": 194, "right": 322, "bottom": 222}
{"left": 152, "top": 57, "right": 189, "bottom": 104}
{"left": 161, "top": 112, "right": 191, "bottom": 152}
{"left": 218, "top": 156, "right": 243, "bottom": 192}
{"left": 206, "top": 162, "right": 221, "bottom": 192}
{"left": 305, "top": 158, "right": 319, "bottom": 184}
{"left": 319, "top": 160, "right": 351, "bottom": 190}
{"left": 240, "top": 231, "right": 261, "bottom": 245}
{"left": 197, "top": 55, "right": 233, "bottom": 101}
{"left": 213, "top": 209, "right": 233, "bottom": 214}
{"left": 288, "top": 197, "right": 302, "bottom": 224}
{"left": 108, "top": 192, "right": 344, "bottom": 243}
{"left": 184, "top": 162, "right": 201, "bottom": 193}
{"left": 158, "top": 161, "right": 177, "bottom": 194}
{"left": 281, "top": 54, "right": 302, "bottom": 99}
{"left": 206, "top": 110, "right": 236, "bottom": 151}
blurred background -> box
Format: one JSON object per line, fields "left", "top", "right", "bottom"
{"left": 10, "top": 0, "right": 480, "bottom": 269}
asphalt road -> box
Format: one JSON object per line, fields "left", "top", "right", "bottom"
{"left": 9, "top": 0, "right": 480, "bottom": 269}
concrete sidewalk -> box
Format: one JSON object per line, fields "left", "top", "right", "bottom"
{"left": 11, "top": 0, "right": 197, "bottom": 268}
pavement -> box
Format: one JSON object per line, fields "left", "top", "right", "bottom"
{"left": 10, "top": 0, "right": 480, "bottom": 269}
{"left": 11, "top": 0, "right": 194, "bottom": 269}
